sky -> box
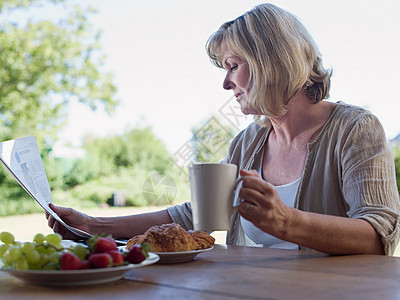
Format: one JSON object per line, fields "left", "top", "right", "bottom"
{"left": 23, "top": 0, "right": 400, "bottom": 155}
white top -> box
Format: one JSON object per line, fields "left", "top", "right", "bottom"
{"left": 240, "top": 147, "right": 300, "bottom": 249}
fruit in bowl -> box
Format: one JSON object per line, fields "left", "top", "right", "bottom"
{"left": 0, "top": 231, "right": 149, "bottom": 271}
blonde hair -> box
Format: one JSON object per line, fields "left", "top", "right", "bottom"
{"left": 206, "top": 3, "right": 332, "bottom": 120}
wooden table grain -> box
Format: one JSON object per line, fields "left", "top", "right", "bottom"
{"left": 1, "top": 244, "right": 400, "bottom": 299}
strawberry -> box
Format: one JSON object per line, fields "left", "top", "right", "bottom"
{"left": 124, "top": 243, "right": 150, "bottom": 264}
{"left": 79, "top": 259, "right": 91, "bottom": 269}
{"left": 87, "top": 236, "right": 118, "bottom": 253}
{"left": 88, "top": 253, "right": 113, "bottom": 268}
{"left": 107, "top": 250, "right": 124, "bottom": 266}
{"left": 60, "top": 252, "right": 81, "bottom": 270}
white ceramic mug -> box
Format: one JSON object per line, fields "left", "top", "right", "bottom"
{"left": 189, "top": 163, "right": 243, "bottom": 231}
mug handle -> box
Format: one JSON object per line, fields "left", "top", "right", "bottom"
{"left": 232, "top": 177, "right": 244, "bottom": 208}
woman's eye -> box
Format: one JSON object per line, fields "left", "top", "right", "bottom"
{"left": 230, "top": 65, "right": 238, "bottom": 71}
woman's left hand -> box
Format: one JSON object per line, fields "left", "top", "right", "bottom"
{"left": 237, "top": 169, "right": 293, "bottom": 238}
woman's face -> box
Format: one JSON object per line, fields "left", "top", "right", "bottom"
{"left": 221, "top": 43, "right": 259, "bottom": 115}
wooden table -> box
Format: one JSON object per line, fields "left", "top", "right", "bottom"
{"left": 1, "top": 244, "right": 400, "bottom": 299}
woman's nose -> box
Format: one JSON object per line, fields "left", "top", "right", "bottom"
{"left": 223, "top": 74, "right": 234, "bottom": 90}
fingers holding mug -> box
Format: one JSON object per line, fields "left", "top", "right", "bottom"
{"left": 247, "top": 203, "right": 255, "bottom": 214}
{"left": 237, "top": 199, "right": 257, "bottom": 215}
{"left": 233, "top": 169, "right": 262, "bottom": 208}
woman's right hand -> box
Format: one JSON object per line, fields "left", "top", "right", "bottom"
{"left": 46, "top": 203, "right": 92, "bottom": 240}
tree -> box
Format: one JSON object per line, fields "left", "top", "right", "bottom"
{"left": 0, "top": 0, "right": 119, "bottom": 215}
{"left": 190, "top": 115, "right": 236, "bottom": 163}
{"left": 0, "top": 0, "right": 118, "bottom": 148}
{"left": 65, "top": 126, "right": 174, "bottom": 188}
{"left": 393, "top": 146, "right": 400, "bottom": 195}
{"left": 61, "top": 126, "right": 187, "bottom": 208}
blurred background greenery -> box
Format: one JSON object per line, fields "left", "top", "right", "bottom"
{"left": 0, "top": 0, "right": 399, "bottom": 216}
{"left": 0, "top": 0, "right": 237, "bottom": 216}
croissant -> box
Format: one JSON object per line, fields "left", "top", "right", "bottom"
{"left": 188, "top": 230, "right": 215, "bottom": 250}
{"left": 126, "top": 223, "right": 215, "bottom": 252}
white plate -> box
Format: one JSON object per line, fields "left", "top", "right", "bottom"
{"left": 0, "top": 252, "right": 159, "bottom": 287}
{"left": 154, "top": 246, "right": 213, "bottom": 264}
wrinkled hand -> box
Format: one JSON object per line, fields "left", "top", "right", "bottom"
{"left": 237, "top": 169, "right": 292, "bottom": 238}
{"left": 46, "top": 203, "right": 92, "bottom": 240}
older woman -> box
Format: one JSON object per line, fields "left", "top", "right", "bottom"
{"left": 47, "top": 3, "right": 400, "bottom": 255}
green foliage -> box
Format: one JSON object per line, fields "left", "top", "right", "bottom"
{"left": 0, "top": 198, "right": 42, "bottom": 216}
{"left": 0, "top": 124, "right": 192, "bottom": 216}
{"left": 0, "top": 148, "right": 35, "bottom": 214}
{"left": 393, "top": 146, "right": 400, "bottom": 194}
{"left": 190, "top": 114, "right": 236, "bottom": 163}
{"left": 0, "top": 0, "right": 119, "bottom": 215}
{"left": 0, "top": 177, "right": 42, "bottom": 216}
{"left": 0, "top": 1, "right": 240, "bottom": 217}
{"left": 0, "top": 0, "right": 63, "bottom": 11}
{"left": 65, "top": 127, "right": 174, "bottom": 188}
{"left": 62, "top": 166, "right": 189, "bottom": 209}
{"left": 0, "top": 0, "right": 118, "bottom": 147}
{"left": 42, "top": 156, "right": 65, "bottom": 190}
{"left": 52, "top": 126, "right": 190, "bottom": 210}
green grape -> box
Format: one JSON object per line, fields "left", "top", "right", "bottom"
{"left": 35, "top": 245, "right": 46, "bottom": 254}
{"left": 14, "top": 256, "right": 28, "bottom": 270}
{"left": 45, "top": 246, "right": 57, "bottom": 255}
{"left": 21, "top": 242, "right": 35, "bottom": 254}
{"left": 2, "top": 252, "right": 11, "bottom": 265}
{"left": 3, "top": 251, "right": 15, "bottom": 265}
{"left": 39, "top": 253, "right": 49, "bottom": 266}
{"left": 33, "top": 233, "right": 46, "bottom": 244}
{"left": 25, "top": 249, "right": 41, "bottom": 264}
{"left": 48, "top": 251, "right": 61, "bottom": 264}
{"left": 43, "top": 262, "right": 58, "bottom": 270}
{"left": 73, "top": 244, "right": 89, "bottom": 260}
{"left": 0, "top": 231, "right": 15, "bottom": 244}
{"left": 0, "top": 232, "right": 70, "bottom": 271}
{"left": 1, "top": 258, "right": 10, "bottom": 268}
{"left": 7, "top": 245, "right": 22, "bottom": 261}
{"left": 0, "top": 244, "right": 9, "bottom": 258}
{"left": 45, "top": 233, "right": 62, "bottom": 246}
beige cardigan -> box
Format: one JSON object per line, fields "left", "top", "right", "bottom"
{"left": 167, "top": 102, "right": 400, "bottom": 255}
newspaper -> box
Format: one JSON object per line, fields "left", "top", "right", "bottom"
{"left": 0, "top": 136, "right": 91, "bottom": 239}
